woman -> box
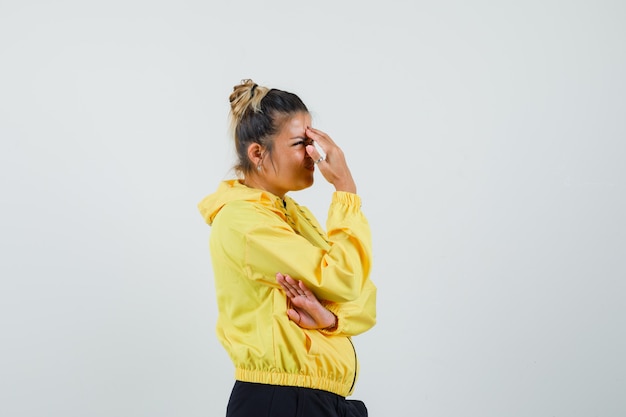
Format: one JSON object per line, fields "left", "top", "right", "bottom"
{"left": 198, "top": 79, "right": 376, "bottom": 417}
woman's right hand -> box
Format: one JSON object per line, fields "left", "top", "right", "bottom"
{"left": 276, "top": 273, "right": 337, "bottom": 330}
{"left": 305, "top": 127, "right": 357, "bottom": 194}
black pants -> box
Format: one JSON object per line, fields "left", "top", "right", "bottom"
{"left": 226, "top": 381, "right": 368, "bottom": 417}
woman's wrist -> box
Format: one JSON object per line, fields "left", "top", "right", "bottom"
{"left": 333, "top": 180, "right": 356, "bottom": 194}
{"left": 323, "top": 313, "right": 338, "bottom": 331}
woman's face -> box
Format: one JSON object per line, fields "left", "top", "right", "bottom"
{"left": 259, "top": 111, "right": 315, "bottom": 197}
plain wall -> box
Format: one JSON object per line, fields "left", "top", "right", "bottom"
{"left": 1, "top": 1, "right": 624, "bottom": 416}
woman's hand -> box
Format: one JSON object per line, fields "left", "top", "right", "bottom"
{"left": 276, "top": 272, "right": 337, "bottom": 330}
{"left": 305, "top": 127, "right": 357, "bottom": 194}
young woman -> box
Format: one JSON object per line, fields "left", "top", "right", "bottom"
{"left": 198, "top": 79, "right": 376, "bottom": 417}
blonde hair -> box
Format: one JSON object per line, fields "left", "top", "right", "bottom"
{"left": 228, "top": 79, "right": 270, "bottom": 135}
{"left": 227, "top": 79, "right": 308, "bottom": 175}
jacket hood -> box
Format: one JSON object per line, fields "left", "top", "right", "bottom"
{"left": 198, "top": 179, "right": 282, "bottom": 226}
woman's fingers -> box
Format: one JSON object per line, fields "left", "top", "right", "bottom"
{"left": 305, "top": 129, "right": 329, "bottom": 160}
{"left": 299, "top": 280, "right": 315, "bottom": 297}
{"left": 276, "top": 273, "right": 296, "bottom": 298}
{"left": 306, "top": 126, "right": 336, "bottom": 148}
{"left": 305, "top": 144, "right": 323, "bottom": 164}
{"left": 276, "top": 273, "right": 306, "bottom": 299}
{"left": 277, "top": 273, "right": 336, "bottom": 330}
{"left": 304, "top": 127, "right": 356, "bottom": 193}
{"left": 286, "top": 309, "right": 301, "bottom": 324}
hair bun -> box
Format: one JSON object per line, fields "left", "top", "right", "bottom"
{"left": 229, "top": 79, "right": 269, "bottom": 123}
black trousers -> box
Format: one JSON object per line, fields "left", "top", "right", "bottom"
{"left": 226, "top": 381, "right": 368, "bottom": 417}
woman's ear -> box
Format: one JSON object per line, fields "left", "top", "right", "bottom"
{"left": 247, "top": 143, "right": 264, "bottom": 169}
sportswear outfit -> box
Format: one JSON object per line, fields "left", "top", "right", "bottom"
{"left": 198, "top": 180, "right": 376, "bottom": 415}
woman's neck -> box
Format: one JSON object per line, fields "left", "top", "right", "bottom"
{"left": 242, "top": 176, "right": 284, "bottom": 198}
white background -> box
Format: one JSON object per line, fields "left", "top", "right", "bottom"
{"left": 1, "top": 1, "right": 625, "bottom": 416}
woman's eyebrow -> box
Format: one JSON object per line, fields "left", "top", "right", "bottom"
{"left": 290, "top": 136, "right": 308, "bottom": 141}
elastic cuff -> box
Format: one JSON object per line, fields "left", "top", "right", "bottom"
{"left": 332, "top": 191, "right": 361, "bottom": 208}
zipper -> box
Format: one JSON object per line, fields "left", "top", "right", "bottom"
{"left": 348, "top": 337, "right": 358, "bottom": 393}
{"left": 280, "top": 198, "right": 299, "bottom": 232}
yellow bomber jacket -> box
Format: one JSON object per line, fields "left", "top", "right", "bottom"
{"left": 198, "top": 180, "right": 376, "bottom": 397}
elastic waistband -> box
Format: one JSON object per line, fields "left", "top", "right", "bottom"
{"left": 235, "top": 368, "right": 352, "bottom": 397}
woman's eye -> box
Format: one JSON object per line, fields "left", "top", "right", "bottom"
{"left": 293, "top": 139, "right": 312, "bottom": 147}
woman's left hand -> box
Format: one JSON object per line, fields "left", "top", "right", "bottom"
{"left": 276, "top": 273, "right": 337, "bottom": 330}
{"left": 304, "top": 127, "right": 357, "bottom": 194}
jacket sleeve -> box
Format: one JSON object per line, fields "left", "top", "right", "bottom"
{"left": 318, "top": 279, "right": 377, "bottom": 337}
{"left": 212, "top": 192, "right": 372, "bottom": 303}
